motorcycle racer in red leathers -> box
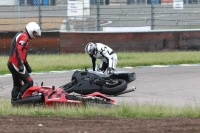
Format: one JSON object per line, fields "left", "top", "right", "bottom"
{"left": 85, "top": 42, "right": 118, "bottom": 74}
{"left": 7, "top": 22, "right": 41, "bottom": 103}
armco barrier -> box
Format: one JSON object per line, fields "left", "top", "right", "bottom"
{"left": 29, "top": 32, "right": 60, "bottom": 54}
{"left": 0, "top": 32, "right": 60, "bottom": 55}
{"left": 0, "top": 32, "right": 16, "bottom": 55}
{"left": 59, "top": 31, "right": 200, "bottom": 53}
{"left": 1, "top": 30, "right": 200, "bottom": 54}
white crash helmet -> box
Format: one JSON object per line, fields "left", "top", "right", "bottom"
{"left": 25, "top": 22, "right": 41, "bottom": 40}
{"left": 85, "top": 42, "right": 96, "bottom": 55}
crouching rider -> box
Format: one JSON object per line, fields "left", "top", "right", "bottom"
{"left": 85, "top": 42, "right": 118, "bottom": 74}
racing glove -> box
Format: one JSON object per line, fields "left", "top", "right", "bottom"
{"left": 24, "top": 62, "right": 32, "bottom": 73}
{"left": 18, "top": 60, "right": 24, "bottom": 73}
{"left": 19, "top": 65, "right": 24, "bottom": 72}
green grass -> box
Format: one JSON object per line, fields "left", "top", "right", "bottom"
{"left": 1, "top": 98, "right": 200, "bottom": 118}
{"left": 1, "top": 51, "right": 200, "bottom": 75}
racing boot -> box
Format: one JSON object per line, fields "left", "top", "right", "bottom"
{"left": 17, "top": 93, "right": 22, "bottom": 100}
{"left": 11, "top": 87, "right": 20, "bottom": 105}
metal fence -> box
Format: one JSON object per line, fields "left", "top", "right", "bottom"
{"left": 0, "top": 0, "right": 200, "bottom": 32}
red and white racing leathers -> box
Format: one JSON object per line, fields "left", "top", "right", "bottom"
{"left": 7, "top": 31, "right": 33, "bottom": 101}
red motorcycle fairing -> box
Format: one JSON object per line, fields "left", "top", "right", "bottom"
{"left": 22, "top": 86, "right": 83, "bottom": 106}
{"left": 21, "top": 86, "right": 115, "bottom": 106}
{"left": 86, "top": 92, "right": 115, "bottom": 103}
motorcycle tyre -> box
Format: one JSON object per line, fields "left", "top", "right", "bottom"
{"left": 62, "top": 80, "right": 77, "bottom": 93}
{"left": 12, "top": 95, "right": 43, "bottom": 106}
{"left": 102, "top": 79, "right": 127, "bottom": 95}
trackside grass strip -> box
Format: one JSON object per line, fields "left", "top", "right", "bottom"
{"left": 1, "top": 99, "right": 200, "bottom": 118}
{"left": 1, "top": 51, "right": 200, "bottom": 75}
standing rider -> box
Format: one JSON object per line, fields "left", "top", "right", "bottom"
{"left": 85, "top": 42, "right": 118, "bottom": 74}
{"left": 7, "top": 22, "right": 41, "bottom": 103}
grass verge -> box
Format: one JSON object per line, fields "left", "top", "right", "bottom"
{"left": 1, "top": 51, "right": 200, "bottom": 75}
{"left": 1, "top": 98, "right": 200, "bottom": 118}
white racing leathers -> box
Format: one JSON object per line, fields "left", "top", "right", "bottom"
{"left": 90, "top": 43, "right": 118, "bottom": 72}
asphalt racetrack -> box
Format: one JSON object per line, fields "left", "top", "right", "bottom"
{"left": 1, "top": 65, "right": 200, "bottom": 106}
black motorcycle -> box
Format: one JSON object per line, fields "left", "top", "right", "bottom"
{"left": 60, "top": 68, "right": 136, "bottom": 96}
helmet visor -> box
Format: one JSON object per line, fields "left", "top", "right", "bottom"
{"left": 88, "top": 44, "right": 95, "bottom": 55}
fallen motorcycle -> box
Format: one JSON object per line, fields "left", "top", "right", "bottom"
{"left": 60, "top": 69, "right": 136, "bottom": 96}
{"left": 12, "top": 82, "right": 116, "bottom": 107}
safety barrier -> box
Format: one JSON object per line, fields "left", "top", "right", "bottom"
{"left": 1, "top": 30, "right": 200, "bottom": 55}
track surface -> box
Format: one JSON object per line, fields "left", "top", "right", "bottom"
{"left": 1, "top": 66, "right": 200, "bottom": 106}
{"left": 1, "top": 66, "right": 200, "bottom": 133}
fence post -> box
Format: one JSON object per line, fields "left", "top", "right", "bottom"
{"left": 18, "top": 0, "right": 20, "bottom": 25}
{"left": 82, "top": 1, "right": 84, "bottom": 31}
{"left": 39, "top": 0, "right": 42, "bottom": 30}
{"left": 66, "top": 0, "right": 70, "bottom": 31}
{"left": 97, "top": 0, "right": 100, "bottom": 31}
{"left": 151, "top": 0, "right": 154, "bottom": 30}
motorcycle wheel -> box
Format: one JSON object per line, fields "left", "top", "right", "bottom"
{"left": 61, "top": 79, "right": 77, "bottom": 93}
{"left": 102, "top": 79, "right": 127, "bottom": 95}
{"left": 12, "top": 95, "right": 43, "bottom": 106}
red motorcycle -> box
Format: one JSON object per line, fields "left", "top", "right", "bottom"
{"left": 12, "top": 82, "right": 116, "bottom": 107}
